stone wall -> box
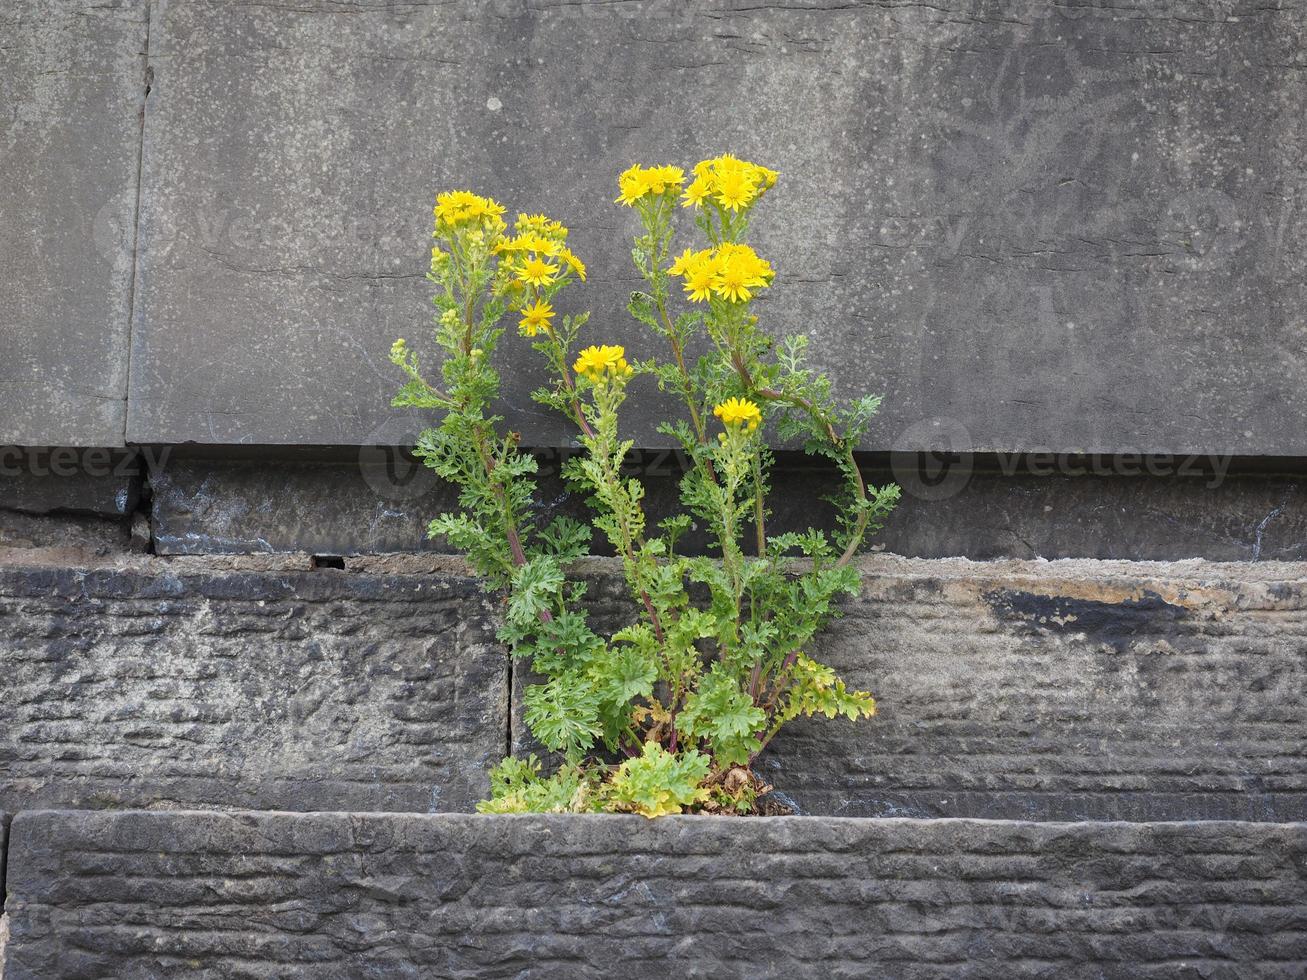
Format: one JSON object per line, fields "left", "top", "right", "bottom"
{"left": 4, "top": 810, "right": 1305, "bottom": 978}
{"left": 148, "top": 454, "right": 1307, "bottom": 562}
{"left": 5, "top": 2, "right": 1307, "bottom": 972}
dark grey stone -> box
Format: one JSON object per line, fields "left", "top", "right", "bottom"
{"left": 4, "top": 810, "right": 1305, "bottom": 978}
{"left": 150, "top": 455, "right": 469, "bottom": 556}
{"left": 125, "top": 0, "right": 1307, "bottom": 455}
{"left": 0, "top": 555, "right": 507, "bottom": 814}
{"left": 880, "top": 463, "right": 1307, "bottom": 563}
{"left": 0, "top": 809, "right": 7, "bottom": 901}
{"left": 0, "top": 449, "right": 143, "bottom": 516}
{"left": 513, "top": 556, "right": 1307, "bottom": 822}
{"left": 149, "top": 454, "right": 1307, "bottom": 562}
{"left": 0, "top": 0, "right": 148, "bottom": 447}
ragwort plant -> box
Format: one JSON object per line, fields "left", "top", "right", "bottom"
{"left": 390, "top": 158, "right": 899, "bottom": 817}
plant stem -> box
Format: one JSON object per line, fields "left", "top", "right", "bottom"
{"left": 736, "top": 367, "right": 872, "bottom": 566}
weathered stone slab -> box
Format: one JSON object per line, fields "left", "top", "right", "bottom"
{"left": 512, "top": 557, "right": 1307, "bottom": 821}
{"left": 149, "top": 454, "right": 1307, "bottom": 562}
{"left": 4, "top": 551, "right": 1305, "bottom": 821}
{"left": 126, "top": 0, "right": 1307, "bottom": 454}
{"left": 0, "top": 555, "right": 507, "bottom": 814}
{"left": 0, "top": 0, "right": 148, "bottom": 447}
{"left": 4, "top": 810, "right": 1305, "bottom": 978}
{"left": 0, "top": 511, "right": 131, "bottom": 556}
{"left": 765, "top": 557, "right": 1307, "bottom": 821}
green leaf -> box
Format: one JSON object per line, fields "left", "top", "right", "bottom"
{"left": 676, "top": 667, "right": 767, "bottom": 768}
{"left": 507, "top": 556, "right": 564, "bottom": 627}
{"left": 536, "top": 516, "right": 592, "bottom": 563}
{"left": 522, "top": 675, "right": 602, "bottom": 761}
{"left": 599, "top": 645, "right": 658, "bottom": 705}
{"left": 605, "top": 742, "right": 711, "bottom": 818}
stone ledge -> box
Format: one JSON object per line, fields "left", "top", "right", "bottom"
{"left": 3, "top": 810, "right": 1305, "bottom": 978}
{"left": 3, "top": 552, "right": 1306, "bottom": 820}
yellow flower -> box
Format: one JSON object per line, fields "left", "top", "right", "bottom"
{"left": 434, "top": 190, "right": 505, "bottom": 228}
{"left": 713, "top": 397, "right": 762, "bottom": 432}
{"left": 574, "top": 344, "right": 632, "bottom": 381}
{"left": 560, "top": 247, "right": 587, "bottom": 281}
{"left": 653, "top": 165, "right": 686, "bottom": 192}
{"left": 517, "top": 213, "right": 567, "bottom": 238}
{"left": 616, "top": 164, "right": 686, "bottom": 206}
{"left": 712, "top": 242, "right": 774, "bottom": 303}
{"left": 668, "top": 247, "right": 696, "bottom": 276}
{"left": 516, "top": 256, "right": 559, "bottom": 288}
{"left": 682, "top": 254, "right": 720, "bottom": 303}
{"left": 682, "top": 155, "right": 779, "bottom": 212}
{"left": 713, "top": 167, "right": 759, "bottom": 212}
{"left": 522, "top": 233, "right": 561, "bottom": 255}
{"left": 754, "top": 164, "right": 780, "bottom": 189}
{"left": 494, "top": 233, "right": 559, "bottom": 256}
{"left": 681, "top": 176, "right": 712, "bottom": 208}
{"left": 668, "top": 243, "right": 773, "bottom": 304}
{"left": 519, "top": 298, "right": 555, "bottom": 337}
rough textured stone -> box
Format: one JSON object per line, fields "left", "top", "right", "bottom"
{"left": 0, "top": 511, "right": 130, "bottom": 555}
{"left": 764, "top": 557, "right": 1307, "bottom": 821}
{"left": 149, "top": 454, "right": 1307, "bottom": 561}
{"left": 4, "top": 810, "right": 1305, "bottom": 978}
{"left": 0, "top": 0, "right": 148, "bottom": 447}
{"left": 3, "top": 551, "right": 1305, "bottom": 822}
{"left": 511, "top": 556, "right": 1307, "bottom": 822}
{"left": 0, "top": 554, "right": 507, "bottom": 814}
{"left": 125, "top": 0, "right": 1307, "bottom": 454}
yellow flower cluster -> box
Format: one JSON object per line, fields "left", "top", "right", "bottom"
{"left": 615, "top": 164, "right": 686, "bottom": 206}
{"left": 669, "top": 242, "right": 775, "bottom": 304}
{"left": 434, "top": 190, "right": 505, "bottom": 228}
{"left": 516, "top": 213, "right": 566, "bottom": 236}
{"left": 682, "top": 155, "right": 778, "bottom": 212}
{"left": 713, "top": 397, "right": 762, "bottom": 432}
{"left": 573, "top": 344, "right": 632, "bottom": 381}
{"left": 495, "top": 212, "right": 586, "bottom": 291}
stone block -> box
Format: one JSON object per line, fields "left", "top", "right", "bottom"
{"left": 148, "top": 454, "right": 1307, "bottom": 562}
{"left": 514, "top": 557, "right": 1307, "bottom": 821}
{"left": 0, "top": 449, "right": 143, "bottom": 515}
{"left": 3, "top": 810, "right": 1305, "bottom": 977}
{"left": 125, "top": 0, "right": 1307, "bottom": 455}
{"left": 0, "top": 0, "right": 148, "bottom": 447}
{"left": 762, "top": 557, "right": 1307, "bottom": 820}
{"left": 0, "top": 555, "right": 507, "bottom": 814}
